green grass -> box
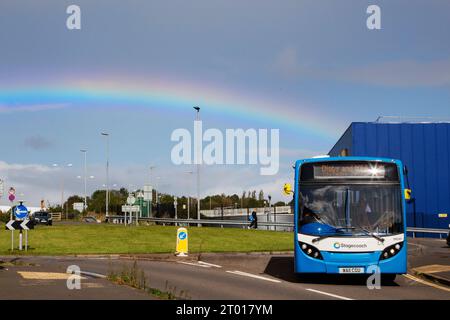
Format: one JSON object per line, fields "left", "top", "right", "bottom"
{"left": 0, "top": 223, "right": 293, "bottom": 255}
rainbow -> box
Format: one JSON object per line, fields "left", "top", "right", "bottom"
{"left": 0, "top": 76, "right": 339, "bottom": 140}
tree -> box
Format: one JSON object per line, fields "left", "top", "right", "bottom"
{"left": 63, "top": 195, "right": 85, "bottom": 218}
{"left": 258, "top": 190, "right": 264, "bottom": 201}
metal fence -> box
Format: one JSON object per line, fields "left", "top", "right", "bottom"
{"left": 407, "top": 227, "right": 449, "bottom": 239}
{"left": 50, "top": 212, "right": 62, "bottom": 221}
{"left": 200, "top": 206, "right": 291, "bottom": 218}
{"left": 107, "top": 215, "right": 449, "bottom": 237}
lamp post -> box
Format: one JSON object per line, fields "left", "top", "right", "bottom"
{"left": 101, "top": 132, "right": 110, "bottom": 218}
{"left": 268, "top": 195, "right": 272, "bottom": 231}
{"left": 52, "top": 163, "right": 73, "bottom": 219}
{"left": 193, "top": 106, "right": 201, "bottom": 226}
{"left": 148, "top": 166, "right": 156, "bottom": 217}
{"left": 185, "top": 170, "right": 193, "bottom": 220}
{"left": 80, "top": 149, "right": 87, "bottom": 213}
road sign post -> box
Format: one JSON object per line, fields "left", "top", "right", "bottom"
{"left": 144, "top": 185, "right": 152, "bottom": 218}
{"left": 121, "top": 204, "right": 140, "bottom": 226}
{"left": 5, "top": 218, "right": 34, "bottom": 251}
{"left": 174, "top": 197, "right": 178, "bottom": 227}
{"left": 8, "top": 187, "right": 16, "bottom": 251}
{"left": 125, "top": 195, "right": 135, "bottom": 226}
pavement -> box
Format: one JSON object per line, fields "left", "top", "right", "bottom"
{"left": 0, "top": 258, "right": 153, "bottom": 300}
{"left": 0, "top": 237, "right": 449, "bottom": 300}
{"left": 408, "top": 237, "right": 450, "bottom": 286}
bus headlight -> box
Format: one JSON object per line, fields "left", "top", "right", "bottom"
{"left": 380, "top": 242, "right": 404, "bottom": 260}
{"left": 298, "top": 242, "right": 323, "bottom": 260}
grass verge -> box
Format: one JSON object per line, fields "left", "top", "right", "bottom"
{"left": 107, "top": 260, "right": 187, "bottom": 299}
{"left": 0, "top": 223, "right": 293, "bottom": 255}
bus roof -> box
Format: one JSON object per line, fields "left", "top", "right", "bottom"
{"left": 295, "top": 156, "right": 402, "bottom": 167}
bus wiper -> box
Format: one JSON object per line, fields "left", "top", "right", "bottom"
{"left": 312, "top": 234, "right": 339, "bottom": 243}
{"left": 312, "top": 227, "right": 384, "bottom": 244}
{"left": 357, "top": 227, "right": 385, "bottom": 243}
{"left": 341, "top": 226, "right": 385, "bottom": 243}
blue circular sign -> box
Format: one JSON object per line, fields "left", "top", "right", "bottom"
{"left": 14, "top": 204, "right": 28, "bottom": 220}
{"left": 178, "top": 232, "right": 187, "bottom": 240}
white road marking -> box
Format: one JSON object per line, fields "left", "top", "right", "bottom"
{"left": 403, "top": 274, "right": 450, "bottom": 292}
{"left": 226, "top": 270, "right": 281, "bottom": 283}
{"left": 306, "top": 288, "right": 353, "bottom": 300}
{"left": 198, "top": 261, "right": 222, "bottom": 268}
{"left": 178, "top": 261, "right": 211, "bottom": 268}
{"left": 79, "top": 271, "right": 107, "bottom": 279}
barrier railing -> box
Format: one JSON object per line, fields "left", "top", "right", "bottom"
{"left": 407, "top": 227, "right": 449, "bottom": 239}
{"left": 107, "top": 215, "right": 294, "bottom": 228}
{"left": 106, "top": 215, "right": 448, "bottom": 237}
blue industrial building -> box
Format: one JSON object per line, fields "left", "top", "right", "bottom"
{"left": 329, "top": 121, "right": 450, "bottom": 232}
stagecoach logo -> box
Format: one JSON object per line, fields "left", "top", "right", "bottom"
{"left": 333, "top": 242, "right": 368, "bottom": 250}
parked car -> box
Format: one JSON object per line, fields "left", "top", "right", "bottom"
{"left": 32, "top": 211, "right": 53, "bottom": 226}
{"left": 83, "top": 216, "right": 100, "bottom": 223}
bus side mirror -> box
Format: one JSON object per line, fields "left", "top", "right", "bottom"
{"left": 404, "top": 189, "right": 412, "bottom": 200}
{"left": 283, "top": 183, "right": 293, "bottom": 195}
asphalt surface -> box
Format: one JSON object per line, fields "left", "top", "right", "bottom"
{"left": 0, "top": 238, "right": 449, "bottom": 300}
{"left": 0, "top": 258, "right": 152, "bottom": 300}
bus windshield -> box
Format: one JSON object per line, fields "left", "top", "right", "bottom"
{"left": 298, "top": 184, "right": 403, "bottom": 236}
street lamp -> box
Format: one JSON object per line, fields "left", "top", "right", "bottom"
{"left": 185, "top": 170, "right": 193, "bottom": 220}
{"left": 148, "top": 166, "right": 156, "bottom": 217}
{"left": 193, "top": 106, "right": 201, "bottom": 225}
{"left": 52, "top": 163, "right": 73, "bottom": 219}
{"left": 80, "top": 149, "right": 87, "bottom": 213}
{"left": 101, "top": 132, "right": 110, "bottom": 218}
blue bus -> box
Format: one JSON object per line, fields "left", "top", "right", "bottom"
{"left": 290, "top": 157, "right": 408, "bottom": 281}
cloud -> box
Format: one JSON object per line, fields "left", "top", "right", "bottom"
{"left": 23, "top": 135, "right": 53, "bottom": 150}
{"left": 0, "top": 160, "right": 295, "bottom": 206}
{"left": 340, "top": 59, "right": 450, "bottom": 87}
{"left": 273, "top": 47, "right": 302, "bottom": 77}
{"left": 0, "top": 161, "right": 52, "bottom": 173}
{"left": 0, "top": 103, "right": 68, "bottom": 113}
{"left": 272, "top": 47, "right": 450, "bottom": 87}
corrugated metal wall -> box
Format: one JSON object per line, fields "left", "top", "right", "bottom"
{"left": 329, "top": 122, "right": 450, "bottom": 230}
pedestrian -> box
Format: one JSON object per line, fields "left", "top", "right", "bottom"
{"left": 249, "top": 210, "right": 258, "bottom": 229}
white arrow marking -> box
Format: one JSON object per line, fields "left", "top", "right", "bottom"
{"left": 20, "top": 219, "right": 29, "bottom": 230}
{"left": 6, "top": 220, "right": 15, "bottom": 230}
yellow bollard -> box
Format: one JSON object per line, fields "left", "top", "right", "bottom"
{"left": 175, "top": 227, "right": 188, "bottom": 256}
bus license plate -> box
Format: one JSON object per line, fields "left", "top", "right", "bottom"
{"left": 339, "top": 267, "right": 364, "bottom": 274}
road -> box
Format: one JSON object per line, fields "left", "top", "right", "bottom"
{"left": 0, "top": 238, "right": 449, "bottom": 300}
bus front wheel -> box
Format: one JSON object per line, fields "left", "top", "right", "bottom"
{"left": 382, "top": 274, "right": 397, "bottom": 283}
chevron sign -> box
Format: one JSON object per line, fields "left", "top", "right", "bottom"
{"left": 5, "top": 219, "right": 34, "bottom": 231}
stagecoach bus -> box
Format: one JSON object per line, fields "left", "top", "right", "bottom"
{"left": 287, "top": 157, "right": 409, "bottom": 281}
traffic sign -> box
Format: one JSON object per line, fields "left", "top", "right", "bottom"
{"left": 143, "top": 185, "right": 152, "bottom": 201}
{"left": 8, "top": 187, "right": 16, "bottom": 202}
{"left": 14, "top": 204, "right": 28, "bottom": 220}
{"left": 5, "top": 219, "right": 34, "bottom": 231}
{"left": 127, "top": 195, "right": 136, "bottom": 205}
{"left": 121, "top": 205, "right": 140, "bottom": 213}
{"left": 73, "top": 202, "right": 84, "bottom": 212}
{"left": 175, "top": 227, "right": 188, "bottom": 256}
